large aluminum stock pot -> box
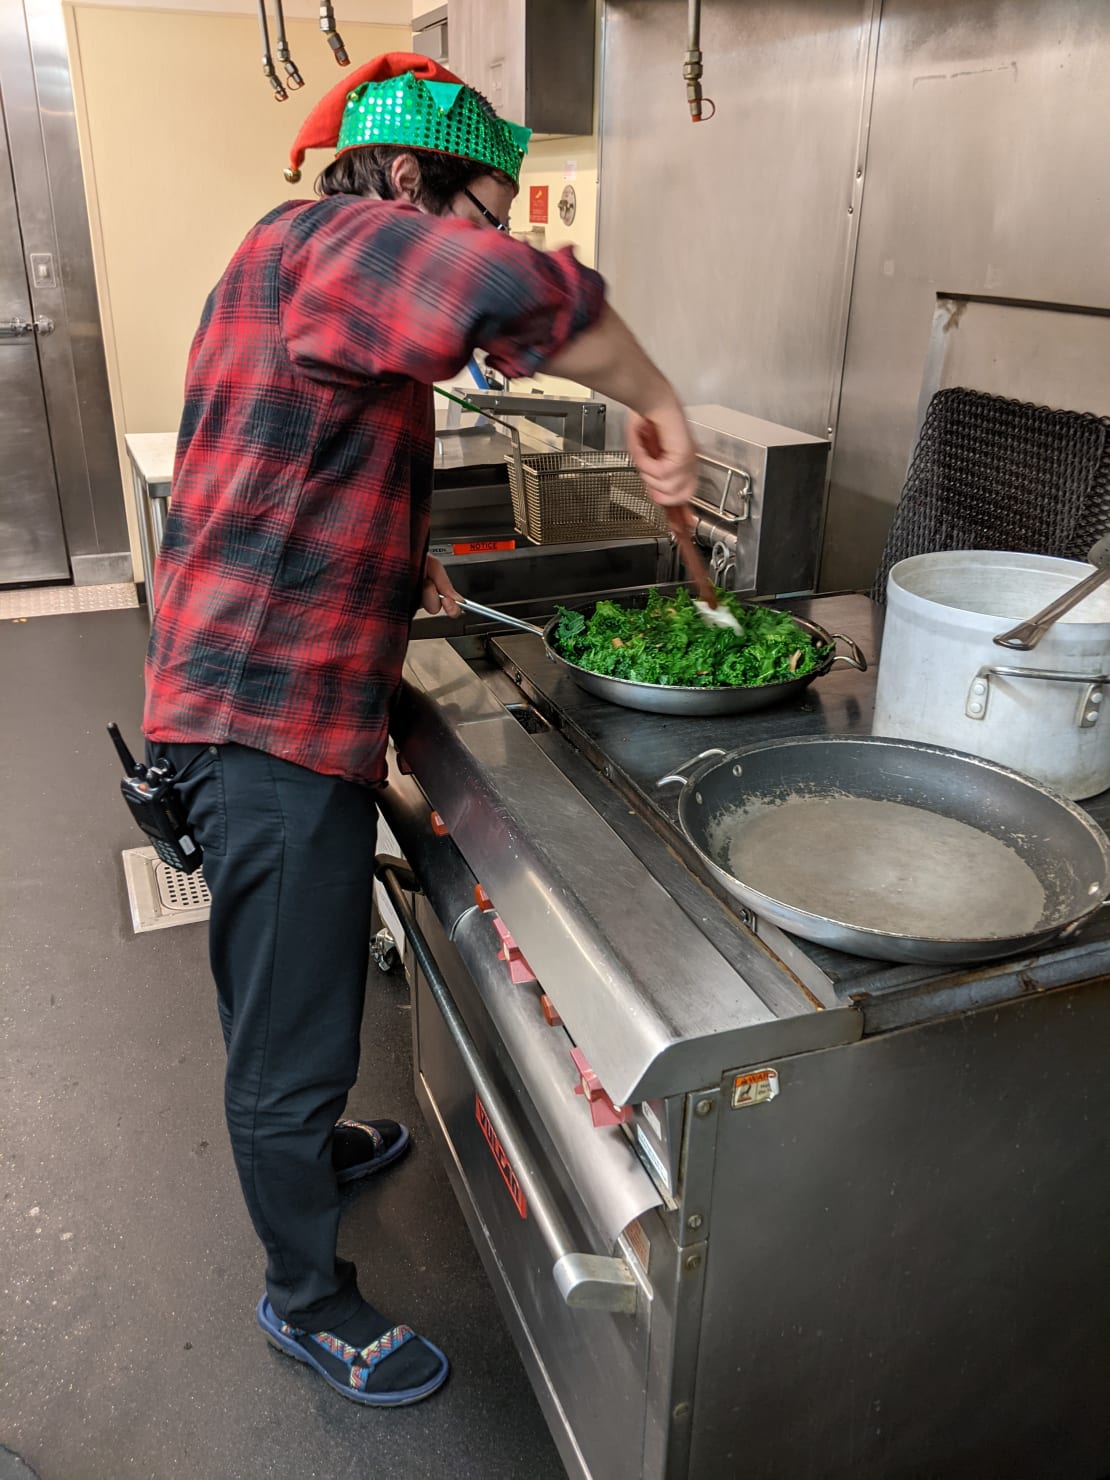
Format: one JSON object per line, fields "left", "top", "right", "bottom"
{"left": 872, "top": 551, "right": 1110, "bottom": 800}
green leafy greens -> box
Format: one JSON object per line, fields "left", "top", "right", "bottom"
{"left": 552, "top": 588, "right": 831, "bottom": 689}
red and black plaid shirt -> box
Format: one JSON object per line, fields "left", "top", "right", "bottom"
{"left": 143, "top": 195, "right": 604, "bottom": 782}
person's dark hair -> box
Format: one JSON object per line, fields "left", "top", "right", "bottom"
{"left": 316, "top": 145, "right": 494, "bottom": 211}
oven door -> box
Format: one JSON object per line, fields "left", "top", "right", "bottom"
{"left": 387, "top": 872, "right": 656, "bottom": 1480}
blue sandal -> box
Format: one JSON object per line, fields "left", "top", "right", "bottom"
{"left": 333, "top": 1118, "right": 411, "bottom": 1184}
{"left": 256, "top": 1296, "right": 449, "bottom": 1407}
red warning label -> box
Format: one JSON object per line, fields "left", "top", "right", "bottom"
{"left": 452, "top": 539, "right": 516, "bottom": 554}
{"left": 731, "top": 1068, "right": 780, "bottom": 1109}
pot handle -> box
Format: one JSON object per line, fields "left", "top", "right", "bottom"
{"left": 657, "top": 747, "right": 727, "bottom": 789}
{"left": 827, "top": 633, "right": 868, "bottom": 672}
{"left": 965, "top": 665, "right": 1110, "bottom": 727}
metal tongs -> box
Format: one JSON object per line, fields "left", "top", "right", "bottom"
{"left": 993, "top": 534, "right": 1110, "bottom": 650}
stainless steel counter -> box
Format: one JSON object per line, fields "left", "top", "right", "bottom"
{"left": 125, "top": 432, "right": 176, "bottom": 609}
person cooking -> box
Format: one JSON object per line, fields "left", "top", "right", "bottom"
{"left": 143, "top": 52, "right": 696, "bottom": 1408}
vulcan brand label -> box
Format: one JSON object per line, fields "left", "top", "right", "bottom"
{"left": 475, "top": 1095, "right": 527, "bottom": 1218}
{"left": 731, "top": 1068, "right": 780, "bottom": 1109}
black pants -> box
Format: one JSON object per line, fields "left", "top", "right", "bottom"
{"left": 158, "top": 741, "right": 379, "bottom": 1331}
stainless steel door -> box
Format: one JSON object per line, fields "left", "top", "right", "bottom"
{"left": 0, "top": 83, "right": 68, "bottom": 584}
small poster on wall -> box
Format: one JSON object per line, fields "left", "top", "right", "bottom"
{"left": 529, "top": 185, "right": 549, "bottom": 224}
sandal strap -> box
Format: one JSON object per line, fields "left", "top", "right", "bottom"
{"left": 335, "top": 1118, "right": 385, "bottom": 1153}
{"left": 280, "top": 1320, "right": 417, "bottom": 1390}
{"left": 350, "top": 1325, "right": 417, "bottom": 1389}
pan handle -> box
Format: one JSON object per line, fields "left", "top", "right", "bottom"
{"left": 657, "top": 747, "right": 727, "bottom": 789}
{"left": 827, "top": 633, "right": 868, "bottom": 672}
{"left": 455, "top": 596, "right": 547, "bottom": 637}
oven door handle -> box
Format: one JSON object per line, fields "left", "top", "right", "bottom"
{"left": 377, "top": 860, "right": 641, "bottom": 1316}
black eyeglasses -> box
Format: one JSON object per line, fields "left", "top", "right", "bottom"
{"left": 463, "top": 188, "right": 509, "bottom": 233}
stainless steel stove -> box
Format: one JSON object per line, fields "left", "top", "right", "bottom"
{"left": 376, "top": 592, "right": 1110, "bottom": 1480}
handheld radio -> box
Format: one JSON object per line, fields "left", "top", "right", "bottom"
{"left": 107, "top": 722, "right": 204, "bottom": 874}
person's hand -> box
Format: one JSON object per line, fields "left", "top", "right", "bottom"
{"left": 421, "top": 554, "right": 461, "bottom": 617}
{"left": 626, "top": 398, "right": 698, "bottom": 508}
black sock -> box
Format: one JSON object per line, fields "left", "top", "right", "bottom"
{"left": 331, "top": 1120, "right": 404, "bottom": 1173}
{"left": 321, "top": 1300, "right": 442, "bottom": 1393}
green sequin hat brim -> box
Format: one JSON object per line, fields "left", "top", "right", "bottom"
{"left": 337, "top": 74, "right": 530, "bottom": 184}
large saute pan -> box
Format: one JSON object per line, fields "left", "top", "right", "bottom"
{"left": 456, "top": 596, "right": 867, "bottom": 717}
{"left": 658, "top": 735, "right": 1110, "bottom": 963}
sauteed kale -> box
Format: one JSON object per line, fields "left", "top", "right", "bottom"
{"left": 552, "top": 588, "right": 831, "bottom": 689}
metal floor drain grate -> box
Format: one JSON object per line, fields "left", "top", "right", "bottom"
{"left": 0, "top": 583, "right": 138, "bottom": 619}
{"left": 122, "top": 845, "right": 210, "bottom": 933}
{"left": 156, "top": 859, "right": 211, "bottom": 913}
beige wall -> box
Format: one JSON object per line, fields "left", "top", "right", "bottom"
{"left": 65, "top": 5, "right": 411, "bottom": 576}
{"left": 514, "top": 135, "right": 597, "bottom": 268}
{"left": 509, "top": 133, "right": 598, "bottom": 398}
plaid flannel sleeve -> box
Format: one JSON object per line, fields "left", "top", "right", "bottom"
{"left": 280, "top": 197, "right": 605, "bottom": 387}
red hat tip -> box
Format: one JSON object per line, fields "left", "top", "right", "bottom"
{"left": 285, "top": 51, "right": 462, "bottom": 179}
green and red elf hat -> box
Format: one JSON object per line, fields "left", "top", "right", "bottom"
{"left": 284, "top": 51, "right": 531, "bottom": 185}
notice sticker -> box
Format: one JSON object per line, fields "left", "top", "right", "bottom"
{"left": 731, "top": 1067, "right": 780, "bottom": 1110}
{"left": 452, "top": 539, "right": 516, "bottom": 555}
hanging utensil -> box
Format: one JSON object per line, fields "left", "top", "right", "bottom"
{"left": 993, "top": 534, "right": 1110, "bottom": 650}
{"left": 273, "top": 0, "right": 304, "bottom": 90}
{"left": 319, "top": 1, "right": 349, "bottom": 65}
{"left": 256, "top": 0, "right": 288, "bottom": 100}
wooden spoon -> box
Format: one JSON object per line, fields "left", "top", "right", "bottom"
{"left": 641, "top": 419, "right": 743, "bottom": 634}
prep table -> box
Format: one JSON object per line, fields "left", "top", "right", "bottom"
{"left": 379, "top": 591, "right": 1110, "bottom": 1480}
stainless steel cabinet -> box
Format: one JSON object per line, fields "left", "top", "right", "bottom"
{"left": 448, "top": 0, "right": 594, "bottom": 136}
{"left": 0, "top": 0, "right": 127, "bottom": 588}
{"left": 0, "top": 84, "right": 68, "bottom": 584}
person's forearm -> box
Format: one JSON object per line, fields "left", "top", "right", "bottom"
{"left": 543, "top": 303, "right": 676, "bottom": 415}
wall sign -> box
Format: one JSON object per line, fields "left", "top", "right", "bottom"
{"left": 529, "top": 185, "right": 549, "bottom": 224}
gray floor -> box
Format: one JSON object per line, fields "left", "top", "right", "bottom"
{"left": 0, "top": 608, "right": 565, "bottom": 1480}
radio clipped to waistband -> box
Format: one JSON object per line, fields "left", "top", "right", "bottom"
{"left": 107, "top": 722, "right": 204, "bottom": 874}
